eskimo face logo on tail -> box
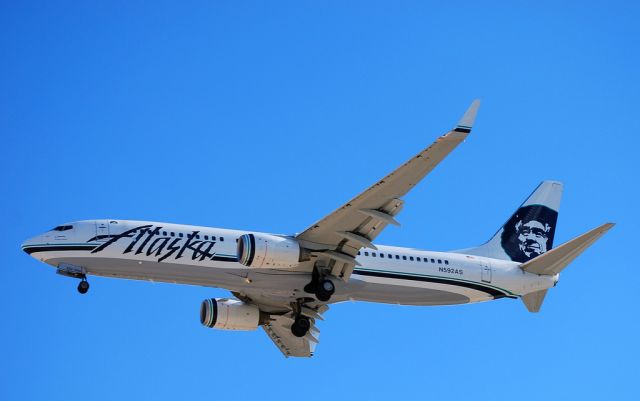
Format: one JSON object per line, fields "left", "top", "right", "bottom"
{"left": 500, "top": 205, "right": 558, "bottom": 263}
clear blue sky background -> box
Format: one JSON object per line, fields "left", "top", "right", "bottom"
{"left": 1, "top": 2, "right": 638, "bottom": 400}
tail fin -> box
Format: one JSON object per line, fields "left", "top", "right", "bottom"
{"left": 456, "top": 181, "right": 563, "bottom": 262}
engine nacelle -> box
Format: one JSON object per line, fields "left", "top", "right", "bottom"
{"left": 200, "top": 298, "right": 261, "bottom": 331}
{"left": 237, "top": 233, "right": 309, "bottom": 269}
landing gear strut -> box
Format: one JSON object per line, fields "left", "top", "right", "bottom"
{"left": 77, "top": 277, "right": 90, "bottom": 294}
{"left": 291, "top": 315, "right": 311, "bottom": 337}
{"left": 304, "top": 266, "right": 336, "bottom": 302}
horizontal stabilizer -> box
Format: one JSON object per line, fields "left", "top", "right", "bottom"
{"left": 521, "top": 289, "right": 548, "bottom": 313}
{"left": 521, "top": 223, "right": 615, "bottom": 276}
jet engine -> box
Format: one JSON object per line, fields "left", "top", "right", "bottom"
{"left": 200, "top": 298, "right": 264, "bottom": 331}
{"left": 236, "top": 233, "right": 310, "bottom": 269}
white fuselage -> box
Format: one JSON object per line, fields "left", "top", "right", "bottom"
{"left": 22, "top": 219, "right": 556, "bottom": 311}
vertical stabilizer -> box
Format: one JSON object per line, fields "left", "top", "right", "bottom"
{"left": 455, "top": 181, "right": 563, "bottom": 262}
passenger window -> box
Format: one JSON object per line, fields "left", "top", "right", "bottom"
{"left": 365, "top": 252, "right": 369, "bottom": 256}
{"left": 220, "top": 237, "right": 224, "bottom": 241}
{"left": 170, "top": 232, "right": 175, "bottom": 237}
{"left": 402, "top": 256, "right": 407, "bottom": 260}
{"left": 424, "top": 258, "right": 428, "bottom": 263}
{"left": 357, "top": 251, "right": 361, "bottom": 255}
{"left": 409, "top": 256, "right": 414, "bottom": 261}
{"left": 417, "top": 257, "right": 421, "bottom": 262}
{"left": 438, "top": 259, "right": 442, "bottom": 264}
{"left": 212, "top": 236, "right": 217, "bottom": 241}
{"left": 372, "top": 252, "right": 376, "bottom": 257}
{"left": 395, "top": 255, "right": 400, "bottom": 259}
{"left": 388, "top": 254, "right": 392, "bottom": 259}
{"left": 204, "top": 235, "right": 209, "bottom": 240}
{"left": 380, "top": 253, "right": 384, "bottom": 258}
{"left": 445, "top": 260, "right": 449, "bottom": 265}
{"left": 179, "top": 233, "right": 184, "bottom": 238}
{"left": 431, "top": 259, "right": 435, "bottom": 263}
{"left": 163, "top": 231, "right": 167, "bottom": 236}
{"left": 196, "top": 235, "right": 200, "bottom": 239}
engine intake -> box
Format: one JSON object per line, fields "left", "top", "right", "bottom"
{"left": 237, "top": 233, "right": 309, "bottom": 269}
{"left": 200, "top": 298, "right": 262, "bottom": 331}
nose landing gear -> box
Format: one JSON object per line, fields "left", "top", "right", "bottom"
{"left": 77, "top": 277, "right": 90, "bottom": 294}
{"left": 56, "top": 264, "right": 90, "bottom": 295}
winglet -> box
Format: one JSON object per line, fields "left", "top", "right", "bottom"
{"left": 455, "top": 99, "right": 481, "bottom": 133}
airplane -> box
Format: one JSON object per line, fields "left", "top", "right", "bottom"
{"left": 21, "top": 100, "right": 614, "bottom": 357}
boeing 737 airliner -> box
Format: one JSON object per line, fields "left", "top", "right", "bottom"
{"left": 22, "top": 100, "right": 614, "bottom": 357}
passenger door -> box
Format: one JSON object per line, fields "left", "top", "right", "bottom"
{"left": 95, "top": 220, "right": 110, "bottom": 241}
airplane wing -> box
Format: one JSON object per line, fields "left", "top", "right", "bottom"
{"left": 295, "top": 100, "right": 480, "bottom": 281}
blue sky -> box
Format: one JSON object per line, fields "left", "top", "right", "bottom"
{"left": 1, "top": 1, "right": 638, "bottom": 400}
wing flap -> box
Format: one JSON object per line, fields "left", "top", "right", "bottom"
{"left": 262, "top": 315, "right": 317, "bottom": 358}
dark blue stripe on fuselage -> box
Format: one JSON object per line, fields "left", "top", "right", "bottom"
{"left": 23, "top": 245, "right": 98, "bottom": 255}
{"left": 22, "top": 245, "right": 239, "bottom": 263}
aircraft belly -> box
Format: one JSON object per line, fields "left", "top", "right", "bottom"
{"left": 45, "top": 256, "right": 316, "bottom": 305}
{"left": 43, "top": 254, "right": 493, "bottom": 307}
{"left": 342, "top": 275, "right": 473, "bottom": 306}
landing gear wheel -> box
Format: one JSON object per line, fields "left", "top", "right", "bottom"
{"left": 315, "top": 278, "right": 335, "bottom": 302}
{"left": 291, "top": 316, "right": 311, "bottom": 338}
{"left": 77, "top": 280, "right": 90, "bottom": 294}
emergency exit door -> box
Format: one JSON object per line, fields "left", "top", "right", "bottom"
{"left": 481, "top": 261, "right": 492, "bottom": 283}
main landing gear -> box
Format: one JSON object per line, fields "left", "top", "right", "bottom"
{"left": 316, "top": 278, "right": 335, "bottom": 302}
{"left": 304, "top": 267, "right": 336, "bottom": 302}
{"left": 291, "top": 315, "right": 311, "bottom": 338}
{"left": 77, "top": 276, "right": 90, "bottom": 294}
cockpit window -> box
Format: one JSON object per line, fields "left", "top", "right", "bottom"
{"left": 52, "top": 225, "right": 73, "bottom": 231}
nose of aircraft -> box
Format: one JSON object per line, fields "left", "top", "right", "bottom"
{"left": 21, "top": 235, "right": 42, "bottom": 256}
